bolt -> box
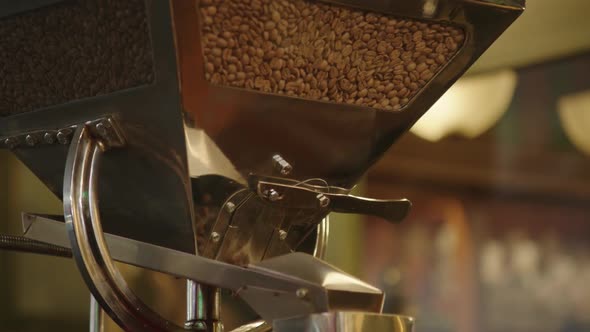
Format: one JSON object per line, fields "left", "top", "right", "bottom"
{"left": 272, "top": 154, "right": 293, "bottom": 176}
{"left": 317, "top": 194, "right": 331, "bottom": 208}
{"left": 226, "top": 202, "right": 236, "bottom": 213}
{"left": 279, "top": 230, "right": 288, "bottom": 240}
{"left": 56, "top": 130, "right": 70, "bottom": 144}
{"left": 43, "top": 132, "right": 56, "bottom": 144}
{"left": 95, "top": 122, "right": 108, "bottom": 137}
{"left": 266, "top": 189, "right": 282, "bottom": 202}
{"left": 211, "top": 232, "right": 221, "bottom": 243}
{"left": 4, "top": 137, "right": 18, "bottom": 149}
{"left": 25, "top": 135, "right": 37, "bottom": 146}
{"left": 296, "top": 288, "right": 309, "bottom": 299}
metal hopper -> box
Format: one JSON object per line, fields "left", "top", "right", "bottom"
{"left": 0, "top": 0, "right": 524, "bottom": 331}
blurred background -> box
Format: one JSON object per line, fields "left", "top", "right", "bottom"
{"left": 2, "top": 0, "right": 590, "bottom": 331}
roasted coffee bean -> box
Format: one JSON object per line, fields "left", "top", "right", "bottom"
{"left": 0, "top": 0, "right": 155, "bottom": 116}
{"left": 200, "top": 0, "right": 464, "bottom": 111}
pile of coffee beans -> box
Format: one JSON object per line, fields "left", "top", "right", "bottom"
{"left": 200, "top": 0, "right": 464, "bottom": 111}
{"left": 0, "top": 0, "right": 154, "bottom": 117}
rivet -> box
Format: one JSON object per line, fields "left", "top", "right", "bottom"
{"left": 296, "top": 288, "right": 309, "bottom": 299}
{"left": 43, "top": 132, "right": 56, "bottom": 144}
{"left": 25, "top": 135, "right": 37, "bottom": 146}
{"left": 211, "top": 232, "right": 221, "bottom": 243}
{"left": 226, "top": 202, "right": 236, "bottom": 213}
{"left": 279, "top": 230, "right": 288, "bottom": 240}
{"left": 4, "top": 137, "right": 18, "bottom": 149}
{"left": 56, "top": 130, "right": 70, "bottom": 144}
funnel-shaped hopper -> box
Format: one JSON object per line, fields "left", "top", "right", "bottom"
{"left": 0, "top": 0, "right": 524, "bottom": 253}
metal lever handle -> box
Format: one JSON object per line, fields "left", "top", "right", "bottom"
{"left": 328, "top": 194, "right": 411, "bottom": 224}
{"left": 252, "top": 180, "right": 411, "bottom": 223}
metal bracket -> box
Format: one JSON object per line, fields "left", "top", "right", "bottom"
{"left": 249, "top": 176, "right": 412, "bottom": 224}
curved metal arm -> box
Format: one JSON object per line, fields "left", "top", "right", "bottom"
{"left": 64, "top": 126, "right": 184, "bottom": 332}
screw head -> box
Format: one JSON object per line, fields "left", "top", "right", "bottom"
{"left": 56, "top": 130, "right": 70, "bottom": 144}
{"left": 266, "top": 189, "right": 282, "bottom": 202}
{"left": 25, "top": 135, "right": 37, "bottom": 146}
{"left": 317, "top": 194, "right": 331, "bottom": 208}
{"left": 4, "top": 137, "right": 18, "bottom": 149}
{"left": 211, "top": 232, "right": 221, "bottom": 243}
{"left": 43, "top": 132, "right": 56, "bottom": 144}
{"left": 279, "top": 230, "right": 288, "bottom": 240}
{"left": 296, "top": 288, "right": 309, "bottom": 299}
{"left": 226, "top": 202, "right": 236, "bottom": 213}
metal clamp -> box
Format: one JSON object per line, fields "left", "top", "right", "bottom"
{"left": 64, "top": 122, "right": 183, "bottom": 331}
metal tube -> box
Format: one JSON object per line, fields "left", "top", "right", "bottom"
{"left": 89, "top": 296, "right": 103, "bottom": 332}
{"left": 186, "top": 280, "right": 198, "bottom": 324}
{"left": 185, "top": 280, "right": 207, "bottom": 330}
{"left": 64, "top": 126, "right": 183, "bottom": 331}
{"left": 208, "top": 287, "right": 223, "bottom": 332}
{"left": 185, "top": 283, "right": 222, "bottom": 331}
{"left": 313, "top": 216, "right": 329, "bottom": 260}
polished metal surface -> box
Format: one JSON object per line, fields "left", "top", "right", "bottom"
{"left": 274, "top": 312, "right": 414, "bottom": 332}
{"left": 313, "top": 217, "right": 330, "bottom": 260}
{"left": 178, "top": 0, "right": 525, "bottom": 190}
{"left": 24, "top": 213, "right": 385, "bottom": 323}
{"left": 174, "top": 0, "right": 523, "bottom": 277}
{"left": 251, "top": 177, "right": 412, "bottom": 223}
{"left": 185, "top": 283, "right": 223, "bottom": 332}
{"left": 254, "top": 254, "right": 384, "bottom": 313}
{"left": 63, "top": 125, "right": 183, "bottom": 331}
{"left": 1, "top": 0, "right": 196, "bottom": 253}
{"left": 89, "top": 296, "right": 104, "bottom": 332}
{"left": 185, "top": 280, "right": 204, "bottom": 330}
{"left": 0, "top": 0, "right": 524, "bottom": 258}
{"left": 230, "top": 321, "right": 272, "bottom": 332}
{"left": 2, "top": 0, "right": 525, "bottom": 330}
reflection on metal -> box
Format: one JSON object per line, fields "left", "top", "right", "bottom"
{"left": 89, "top": 296, "right": 104, "bottom": 332}
{"left": 1, "top": 0, "right": 524, "bottom": 330}
{"left": 314, "top": 217, "right": 330, "bottom": 260}
{"left": 274, "top": 312, "right": 414, "bottom": 332}
{"left": 186, "top": 284, "right": 223, "bottom": 332}
{"left": 185, "top": 280, "right": 205, "bottom": 330}
{"left": 23, "top": 212, "right": 385, "bottom": 323}
{"left": 229, "top": 320, "right": 272, "bottom": 332}
{"left": 63, "top": 125, "right": 184, "bottom": 331}
{"left": 0, "top": 0, "right": 524, "bottom": 261}
{"left": 178, "top": 0, "right": 525, "bottom": 191}
{"left": 272, "top": 155, "right": 293, "bottom": 176}
{"left": 251, "top": 177, "right": 412, "bottom": 223}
